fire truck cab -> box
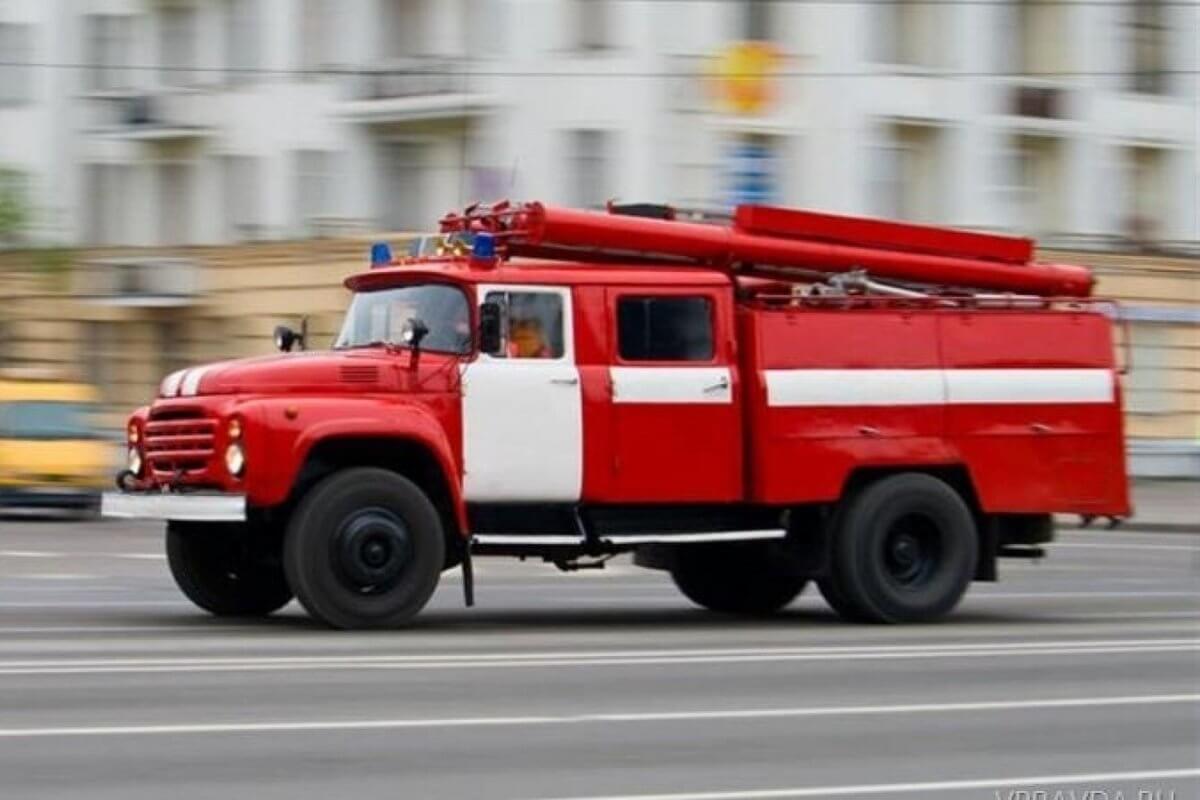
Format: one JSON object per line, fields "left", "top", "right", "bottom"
{"left": 102, "top": 202, "right": 1130, "bottom": 629}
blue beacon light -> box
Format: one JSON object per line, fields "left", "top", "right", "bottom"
{"left": 370, "top": 242, "right": 393, "bottom": 268}
{"left": 472, "top": 232, "right": 496, "bottom": 259}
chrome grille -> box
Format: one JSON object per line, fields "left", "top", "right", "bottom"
{"left": 144, "top": 409, "right": 216, "bottom": 476}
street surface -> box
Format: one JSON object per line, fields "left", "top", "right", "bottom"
{"left": 0, "top": 516, "right": 1196, "bottom": 799}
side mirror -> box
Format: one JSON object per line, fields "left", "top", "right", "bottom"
{"left": 273, "top": 325, "right": 304, "bottom": 353}
{"left": 403, "top": 318, "right": 430, "bottom": 349}
{"left": 479, "top": 302, "right": 502, "bottom": 355}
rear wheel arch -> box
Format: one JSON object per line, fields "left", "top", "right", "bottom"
{"left": 839, "top": 463, "right": 992, "bottom": 580}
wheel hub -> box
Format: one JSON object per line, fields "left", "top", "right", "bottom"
{"left": 883, "top": 515, "right": 940, "bottom": 588}
{"left": 333, "top": 508, "right": 412, "bottom": 594}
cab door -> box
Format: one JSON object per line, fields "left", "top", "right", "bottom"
{"left": 461, "top": 285, "right": 583, "bottom": 502}
{"left": 605, "top": 288, "right": 742, "bottom": 502}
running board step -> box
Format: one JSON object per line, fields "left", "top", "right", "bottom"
{"left": 470, "top": 530, "right": 786, "bottom": 548}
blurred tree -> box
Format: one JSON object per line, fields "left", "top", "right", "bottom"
{"left": 0, "top": 166, "right": 30, "bottom": 245}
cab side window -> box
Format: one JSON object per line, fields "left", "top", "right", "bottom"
{"left": 484, "top": 290, "right": 565, "bottom": 359}
{"left": 617, "top": 296, "right": 714, "bottom": 361}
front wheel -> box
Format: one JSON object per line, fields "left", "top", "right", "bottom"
{"left": 670, "top": 542, "right": 807, "bottom": 616}
{"left": 283, "top": 468, "right": 444, "bottom": 630}
{"left": 166, "top": 522, "right": 293, "bottom": 617}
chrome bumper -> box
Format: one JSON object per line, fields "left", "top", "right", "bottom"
{"left": 101, "top": 491, "right": 246, "bottom": 522}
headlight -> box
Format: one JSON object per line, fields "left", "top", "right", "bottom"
{"left": 127, "top": 447, "right": 143, "bottom": 476}
{"left": 224, "top": 443, "right": 245, "bottom": 477}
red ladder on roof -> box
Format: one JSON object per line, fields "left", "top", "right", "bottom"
{"left": 439, "top": 201, "right": 1094, "bottom": 297}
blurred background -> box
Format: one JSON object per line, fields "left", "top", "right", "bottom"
{"left": 0, "top": 0, "right": 1196, "bottom": 505}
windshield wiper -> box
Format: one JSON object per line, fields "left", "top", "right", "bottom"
{"left": 337, "top": 340, "right": 404, "bottom": 353}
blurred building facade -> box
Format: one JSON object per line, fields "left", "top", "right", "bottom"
{"left": 0, "top": 0, "right": 1196, "bottom": 246}
{"left": 0, "top": 0, "right": 1197, "bottom": 476}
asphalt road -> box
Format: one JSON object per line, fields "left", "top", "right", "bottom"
{"left": 0, "top": 517, "right": 1196, "bottom": 800}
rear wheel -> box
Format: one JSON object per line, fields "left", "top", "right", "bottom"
{"left": 830, "top": 473, "right": 977, "bottom": 623}
{"left": 284, "top": 467, "right": 444, "bottom": 629}
{"left": 166, "top": 522, "right": 293, "bottom": 617}
{"left": 670, "top": 542, "right": 807, "bottom": 616}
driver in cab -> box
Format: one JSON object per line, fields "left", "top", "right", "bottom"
{"left": 507, "top": 317, "right": 553, "bottom": 359}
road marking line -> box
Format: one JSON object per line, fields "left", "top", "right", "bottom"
{"left": 968, "top": 591, "right": 1198, "bottom": 600}
{"left": 528, "top": 767, "right": 1200, "bottom": 800}
{"left": 0, "top": 693, "right": 1195, "bottom": 740}
{"left": 0, "top": 551, "right": 165, "bottom": 560}
{"left": 0, "top": 639, "right": 1194, "bottom": 675}
{"left": 1050, "top": 542, "right": 1199, "bottom": 552}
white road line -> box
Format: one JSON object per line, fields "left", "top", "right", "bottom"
{"left": 0, "top": 693, "right": 1195, "bottom": 740}
{"left": 968, "top": 591, "right": 1199, "bottom": 600}
{"left": 529, "top": 767, "right": 1200, "bottom": 800}
{"left": 1050, "top": 542, "right": 1199, "bottom": 552}
{"left": 0, "top": 551, "right": 164, "bottom": 560}
{"left": 0, "top": 638, "right": 1194, "bottom": 676}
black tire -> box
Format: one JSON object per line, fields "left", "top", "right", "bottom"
{"left": 831, "top": 473, "right": 978, "bottom": 624}
{"left": 670, "top": 542, "right": 807, "bottom": 616}
{"left": 283, "top": 468, "right": 444, "bottom": 630}
{"left": 166, "top": 522, "right": 293, "bottom": 617}
{"left": 816, "top": 571, "right": 872, "bottom": 622}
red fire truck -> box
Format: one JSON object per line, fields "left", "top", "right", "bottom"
{"left": 102, "top": 201, "right": 1130, "bottom": 629}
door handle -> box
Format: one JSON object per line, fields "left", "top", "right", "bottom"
{"left": 550, "top": 377, "right": 579, "bottom": 386}
{"left": 703, "top": 376, "right": 730, "bottom": 393}
{"left": 858, "top": 425, "right": 882, "bottom": 438}
{"left": 1030, "top": 422, "right": 1051, "bottom": 434}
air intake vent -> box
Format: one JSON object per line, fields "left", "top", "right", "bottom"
{"left": 339, "top": 364, "right": 380, "bottom": 384}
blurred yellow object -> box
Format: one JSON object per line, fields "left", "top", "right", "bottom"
{"left": 0, "top": 378, "right": 107, "bottom": 512}
{"left": 707, "top": 41, "right": 781, "bottom": 116}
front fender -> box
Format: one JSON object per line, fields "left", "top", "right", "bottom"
{"left": 240, "top": 398, "right": 466, "bottom": 535}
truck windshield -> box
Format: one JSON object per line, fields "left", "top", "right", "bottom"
{"left": 334, "top": 284, "right": 471, "bottom": 354}
{"left": 0, "top": 402, "right": 97, "bottom": 440}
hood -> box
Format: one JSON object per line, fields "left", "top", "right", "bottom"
{"left": 160, "top": 350, "right": 414, "bottom": 397}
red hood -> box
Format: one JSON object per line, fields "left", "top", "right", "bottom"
{"left": 167, "top": 350, "right": 448, "bottom": 396}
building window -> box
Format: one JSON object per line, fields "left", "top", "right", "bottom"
{"left": 160, "top": 5, "right": 197, "bottom": 87}
{"left": 221, "top": 155, "right": 262, "bottom": 241}
{"left": 1126, "top": 324, "right": 1171, "bottom": 415}
{"left": 869, "top": 124, "right": 944, "bottom": 222}
{"left": 740, "top": 1, "right": 774, "bottom": 42}
{"left": 0, "top": 23, "right": 33, "bottom": 106}
{"left": 225, "top": 0, "right": 260, "bottom": 82}
{"left": 1013, "top": 0, "right": 1068, "bottom": 75}
{"left": 1127, "top": 0, "right": 1168, "bottom": 94}
{"left": 618, "top": 297, "right": 714, "bottom": 362}
{"left": 1122, "top": 146, "right": 1168, "bottom": 244}
{"left": 566, "top": 130, "right": 614, "bottom": 209}
{"left": 84, "top": 164, "right": 130, "bottom": 245}
{"left": 84, "top": 15, "right": 134, "bottom": 92}
{"left": 299, "top": 0, "right": 329, "bottom": 73}
{"left": 873, "top": 1, "right": 942, "bottom": 66}
{"left": 296, "top": 150, "right": 335, "bottom": 237}
{"left": 157, "top": 163, "right": 192, "bottom": 245}
{"left": 379, "top": 142, "right": 428, "bottom": 232}
{"left": 573, "top": 0, "right": 613, "bottom": 51}
{"left": 994, "top": 135, "right": 1065, "bottom": 236}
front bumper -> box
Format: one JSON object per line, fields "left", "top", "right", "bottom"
{"left": 101, "top": 491, "right": 246, "bottom": 522}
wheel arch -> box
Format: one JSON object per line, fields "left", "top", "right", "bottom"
{"left": 289, "top": 433, "right": 467, "bottom": 567}
{"left": 837, "top": 463, "right": 994, "bottom": 581}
